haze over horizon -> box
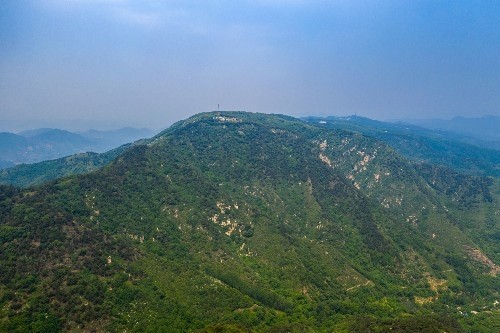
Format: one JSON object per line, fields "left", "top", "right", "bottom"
{"left": 1, "top": 0, "right": 499, "bottom": 132}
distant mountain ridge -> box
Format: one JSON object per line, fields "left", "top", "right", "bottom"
{"left": 79, "top": 127, "right": 156, "bottom": 146}
{"left": 0, "top": 127, "right": 155, "bottom": 169}
{"left": 18, "top": 128, "right": 60, "bottom": 138}
{"left": 303, "top": 115, "right": 500, "bottom": 177}
{"left": 398, "top": 115, "right": 500, "bottom": 149}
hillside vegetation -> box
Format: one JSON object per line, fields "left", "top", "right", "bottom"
{"left": 0, "top": 112, "right": 498, "bottom": 332}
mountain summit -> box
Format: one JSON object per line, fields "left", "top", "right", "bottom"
{"left": 0, "top": 112, "right": 498, "bottom": 332}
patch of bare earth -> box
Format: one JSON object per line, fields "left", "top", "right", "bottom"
{"left": 464, "top": 245, "right": 500, "bottom": 276}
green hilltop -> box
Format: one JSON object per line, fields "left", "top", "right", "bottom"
{"left": 0, "top": 112, "right": 498, "bottom": 332}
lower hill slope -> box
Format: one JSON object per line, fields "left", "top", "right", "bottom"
{"left": 0, "top": 142, "right": 139, "bottom": 188}
{"left": 0, "top": 112, "right": 498, "bottom": 332}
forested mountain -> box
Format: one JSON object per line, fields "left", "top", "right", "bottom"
{"left": 3, "top": 115, "right": 498, "bottom": 189}
{"left": 303, "top": 116, "right": 500, "bottom": 177}
{"left": 0, "top": 112, "right": 498, "bottom": 332}
{"left": 0, "top": 128, "right": 155, "bottom": 168}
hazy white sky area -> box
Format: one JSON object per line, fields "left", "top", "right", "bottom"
{"left": 1, "top": 0, "right": 499, "bottom": 131}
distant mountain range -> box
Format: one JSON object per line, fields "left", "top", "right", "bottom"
{"left": 400, "top": 115, "right": 500, "bottom": 150}
{"left": 0, "top": 127, "right": 156, "bottom": 169}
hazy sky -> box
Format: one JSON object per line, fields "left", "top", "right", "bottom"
{"left": 1, "top": 0, "right": 499, "bottom": 131}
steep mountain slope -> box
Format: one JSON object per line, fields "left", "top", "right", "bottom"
{"left": 303, "top": 116, "right": 500, "bottom": 177}
{"left": 0, "top": 112, "right": 498, "bottom": 332}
